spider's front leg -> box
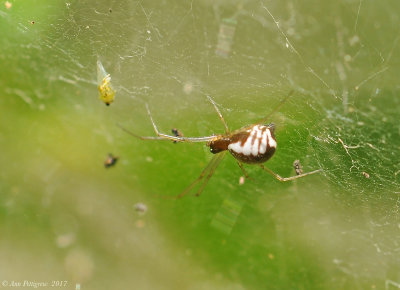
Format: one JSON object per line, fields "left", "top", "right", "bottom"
{"left": 144, "top": 104, "right": 218, "bottom": 143}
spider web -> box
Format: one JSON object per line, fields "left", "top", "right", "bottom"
{"left": 1, "top": 0, "right": 399, "bottom": 289}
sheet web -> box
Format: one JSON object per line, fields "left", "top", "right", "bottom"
{"left": 2, "top": 0, "right": 400, "bottom": 288}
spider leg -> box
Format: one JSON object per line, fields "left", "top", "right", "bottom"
{"left": 255, "top": 90, "right": 294, "bottom": 126}
{"left": 259, "top": 164, "right": 322, "bottom": 181}
{"left": 117, "top": 124, "right": 166, "bottom": 140}
{"left": 118, "top": 105, "right": 219, "bottom": 143}
{"left": 207, "top": 96, "right": 230, "bottom": 134}
{"left": 195, "top": 151, "right": 226, "bottom": 197}
{"left": 145, "top": 104, "right": 218, "bottom": 143}
{"left": 240, "top": 90, "right": 294, "bottom": 131}
{"left": 175, "top": 152, "right": 225, "bottom": 199}
{"left": 237, "top": 161, "right": 253, "bottom": 180}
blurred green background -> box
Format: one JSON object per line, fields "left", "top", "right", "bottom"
{"left": 1, "top": 0, "right": 399, "bottom": 289}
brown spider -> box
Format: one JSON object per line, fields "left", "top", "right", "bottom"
{"left": 119, "top": 91, "right": 321, "bottom": 198}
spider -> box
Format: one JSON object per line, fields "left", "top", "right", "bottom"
{"left": 119, "top": 91, "right": 322, "bottom": 198}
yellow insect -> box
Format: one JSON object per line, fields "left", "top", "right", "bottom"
{"left": 97, "top": 60, "right": 116, "bottom": 106}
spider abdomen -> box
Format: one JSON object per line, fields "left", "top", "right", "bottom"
{"left": 228, "top": 125, "right": 276, "bottom": 164}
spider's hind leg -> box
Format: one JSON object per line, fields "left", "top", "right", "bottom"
{"left": 195, "top": 151, "right": 226, "bottom": 197}
{"left": 259, "top": 164, "right": 322, "bottom": 181}
{"left": 237, "top": 162, "right": 253, "bottom": 181}
{"left": 175, "top": 152, "right": 226, "bottom": 198}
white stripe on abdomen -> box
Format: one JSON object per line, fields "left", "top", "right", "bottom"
{"left": 228, "top": 125, "right": 276, "bottom": 156}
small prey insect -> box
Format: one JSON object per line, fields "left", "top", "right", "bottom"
{"left": 293, "top": 159, "right": 303, "bottom": 175}
{"left": 97, "top": 60, "right": 116, "bottom": 106}
{"left": 119, "top": 91, "right": 321, "bottom": 198}
{"left": 171, "top": 128, "right": 183, "bottom": 144}
{"left": 104, "top": 153, "right": 118, "bottom": 168}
